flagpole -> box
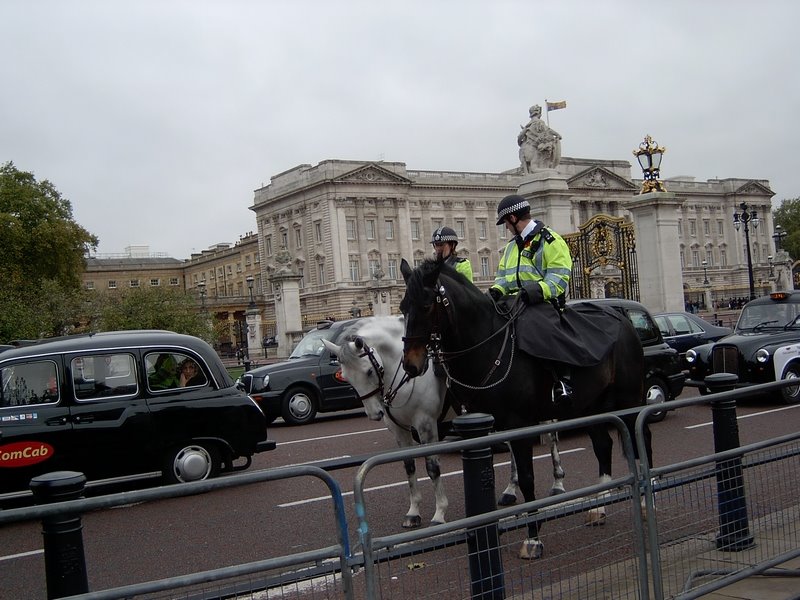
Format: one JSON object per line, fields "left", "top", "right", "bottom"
{"left": 545, "top": 99, "right": 549, "bottom": 126}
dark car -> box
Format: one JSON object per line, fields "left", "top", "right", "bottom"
{"left": 653, "top": 312, "right": 732, "bottom": 360}
{"left": 0, "top": 330, "right": 275, "bottom": 497}
{"left": 685, "top": 291, "right": 800, "bottom": 403}
{"left": 569, "top": 298, "right": 685, "bottom": 422}
{"left": 239, "top": 319, "right": 367, "bottom": 425}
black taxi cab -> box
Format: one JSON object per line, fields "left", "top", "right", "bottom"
{"left": 685, "top": 291, "right": 800, "bottom": 403}
{"left": 0, "top": 330, "right": 275, "bottom": 497}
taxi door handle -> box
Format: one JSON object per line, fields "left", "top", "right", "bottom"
{"left": 73, "top": 415, "right": 94, "bottom": 424}
{"left": 46, "top": 416, "right": 69, "bottom": 426}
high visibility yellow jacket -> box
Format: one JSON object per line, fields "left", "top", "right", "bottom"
{"left": 446, "top": 255, "right": 473, "bottom": 282}
{"left": 490, "top": 224, "right": 571, "bottom": 301}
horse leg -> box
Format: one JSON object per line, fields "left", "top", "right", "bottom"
{"left": 391, "top": 426, "right": 423, "bottom": 529}
{"left": 416, "top": 419, "right": 448, "bottom": 525}
{"left": 585, "top": 424, "right": 614, "bottom": 526}
{"left": 510, "top": 438, "right": 544, "bottom": 560}
{"left": 498, "top": 444, "right": 519, "bottom": 506}
{"left": 543, "top": 420, "right": 566, "bottom": 495}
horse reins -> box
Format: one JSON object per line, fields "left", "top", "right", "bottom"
{"left": 419, "top": 281, "right": 526, "bottom": 390}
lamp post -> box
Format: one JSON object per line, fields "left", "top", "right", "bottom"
{"left": 773, "top": 224, "right": 787, "bottom": 251}
{"left": 197, "top": 280, "right": 207, "bottom": 310}
{"left": 733, "top": 202, "right": 759, "bottom": 300}
{"left": 768, "top": 255, "right": 775, "bottom": 278}
{"left": 702, "top": 259, "right": 709, "bottom": 285}
{"left": 632, "top": 135, "right": 667, "bottom": 194}
{"left": 246, "top": 275, "right": 255, "bottom": 308}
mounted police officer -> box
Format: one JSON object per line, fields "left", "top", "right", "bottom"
{"left": 431, "top": 226, "right": 473, "bottom": 282}
{"left": 488, "top": 194, "right": 574, "bottom": 403}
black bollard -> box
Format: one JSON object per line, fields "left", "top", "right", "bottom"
{"left": 453, "top": 413, "right": 505, "bottom": 600}
{"left": 30, "top": 471, "right": 89, "bottom": 599}
{"left": 704, "top": 373, "right": 755, "bottom": 551}
{"left": 244, "top": 359, "right": 252, "bottom": 372}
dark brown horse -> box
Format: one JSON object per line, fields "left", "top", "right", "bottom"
{"left": 399, "top": 258, "right": 652, "bottom": 559}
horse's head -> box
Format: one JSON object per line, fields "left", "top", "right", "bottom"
{"left": 399, "top": 258, "right": 445, "bottom": 378}
{"left": 322, "top": 337, "right": 386, "bottom": 421}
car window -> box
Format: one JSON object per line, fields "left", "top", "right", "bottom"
{"left": 653, "top": 315, "right": 670, "bottom": 336}
{"left": 0, "top": 360, "right": 59, "bottom": 408}
{"left": 145, "top": 352, "right": 207, "bottom": 391}
{"left": 666, "top": 315, "right": 698, "bottom": 336}
{"left": 290, "top": 329, "right": 333, "bottom": 358}
{"left": 72, "top": 354, "right": 138, "bottom": 400}
{"left": 627, "top": 309, "right": 661, "bottom": 344}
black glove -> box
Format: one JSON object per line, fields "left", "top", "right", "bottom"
{"left": 519, "top": 282, "right": 544, "bottom": 305}
{"left": 487, "top": 287, "right": 503, "bottom": 302}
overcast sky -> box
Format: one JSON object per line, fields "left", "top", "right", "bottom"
{"left": 2, "top": 1, "right": 798, "bottom": 259}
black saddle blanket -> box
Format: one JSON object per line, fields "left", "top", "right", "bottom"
{"left": 510, "top": 300, "right": 626, "bottom": 367}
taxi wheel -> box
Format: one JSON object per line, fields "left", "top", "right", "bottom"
{"left": 281, "top": 386, "right": 318, "bottom": 425}
{"left": 644, "top": 376, "right": 667, "bottom": 423}
{"left": 780, "top": 365, "right": 800, "bottom": 404}
{"left": 163, "top": 443, "right": 221, "bottom": 484}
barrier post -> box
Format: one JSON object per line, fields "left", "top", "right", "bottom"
{"left": 704, "top": 373, "right": 755, "bottom": 551}
{"left": 453, "top": 413, "right": 505, "bottom": 599}
{"left": 29, "top": 471, "right": 89, "bottom": 599}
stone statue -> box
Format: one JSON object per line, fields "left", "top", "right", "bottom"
{"left": 517, "top": 104, "right": 562, "bottom": 173}
{"left": 275, "top": 248, "right": 293, "bottom": 274}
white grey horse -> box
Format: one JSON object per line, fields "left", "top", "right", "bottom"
{"left": 323, "top": 315, "right": 565, "bottom": 529}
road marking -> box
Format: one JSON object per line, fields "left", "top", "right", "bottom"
{"left": 277, "top": 447, "right": 586, "bottom": 508}
{"left": 277, "top": 428, "right": 386, "bottom": 446}
{"left": 685, "top": 403, "right": 800, "bottom": 429}
{"left": 0, "top": 549, "right": 43, "bottom": 562}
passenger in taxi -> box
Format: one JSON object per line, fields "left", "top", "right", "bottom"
{"left": 179, "top": 358, "right": 204, "bottom": 387}
{"left": 148, "top": 354, "right": 180, "bottom": 390}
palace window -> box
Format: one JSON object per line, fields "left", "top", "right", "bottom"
{"left": 366, "top": 219, "right": 376, "bottom": 240}
{"left": 349, "top": 258, "right": 361, "bottom": 281}
{"left": 347, "top": 219, "right": 357, "bottom": 240}
{"left": 387, "top": 258, "right": 398, "bottom": 280}
{"left": 150, "top": 278, "right": 160, "bottom": 287}
{"left": 385, "top": 220, "right": 395, "bottom": 240}
{"left": 410, "top": 220, "right": 420, "bottom": 240}
{"left": 478, "top": 220, "right": 487, "bottom": 240}
{"left": 314, "top": 221, "right": 322, "bottom": 243}
{"left": 480, "top": 256, "right": 490, "bottom": 277}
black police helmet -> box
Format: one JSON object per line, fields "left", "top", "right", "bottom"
{"left": 431, "top": 226, "right": 458, "bottom": 245}
{"left": 496, "top": 195, "right": 530, "bottom": 225}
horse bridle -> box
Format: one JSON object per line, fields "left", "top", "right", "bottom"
{"left": 402, "top": 280, "right": 524, "bottom": 390}
{"left": 352, "top": 338, "right": 411, "bottom": 407}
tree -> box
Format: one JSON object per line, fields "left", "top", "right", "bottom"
{"left": 773, "top": 197, "right": 800, "bottom": 260}
{"left": 0, "top": 162, "right": 98, "bottom": 341}
{"left": 91, "top": 286, "right": 221, "bottom": 343}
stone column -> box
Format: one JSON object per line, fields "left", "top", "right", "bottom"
{"left": 270, "top": 269, "right": 304, "bottom": 358}
{"left": 245, "top": 307, "right": 261, "bottom": 360}
{"left": 626, "top": 191, "right": 685, "bottom": 312}
{"left": 516, "top": 170, "right": 574, "bottom": 235}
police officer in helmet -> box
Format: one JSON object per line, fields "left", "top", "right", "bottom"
{"left": 489, "top": 194, "right": 574, "bottom": 402}
{"left": 431, "top": 226, "right": 473, "bottom": 282}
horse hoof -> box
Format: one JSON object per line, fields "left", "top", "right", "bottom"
{"left": 518, "top": 539, "right": 544, "bottom": 560}
{"left": 402, "top": 515, "right": 422, "bottom": 529}
{"left": 430, "top": 519, "right": 445, "bottom": 526}
{"left": 549, "top": 487, "right": 566, "bottom": 496}
{"left": 584, "top": 511, "right": 606, "bottom": 526}
{"left": 497, "top": 493, "right": 517, "bottom": 506}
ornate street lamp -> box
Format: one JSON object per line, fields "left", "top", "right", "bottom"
{"left": 768, "top": 255, "right": 775, "bottom": 278}
{"left": 701, "top": 259, "right": 709, "bottom": 285}
{"left": 773, "top": 224, "right": 788, "bottom": 251}
{"left": 633, "top": 135, "right": 667, "bottom": 194}
{"left": 246, "top": 275, "right": 255, "bottom": 308}
{"left": 733, "top": 202, "right": 759, "bottom": 300}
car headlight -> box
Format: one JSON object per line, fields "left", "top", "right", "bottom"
{"left": 685, "top": 349, "right": 697, "bottom": 364}
{"left": 755, "top": 348, "right": 770, "bottom": 363}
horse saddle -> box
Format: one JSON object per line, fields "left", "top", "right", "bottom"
{"left": 505, "top": 300, "right": 626, "bottom": 368}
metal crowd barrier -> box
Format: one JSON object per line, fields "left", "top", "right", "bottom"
{"left": 4, "top": 379, "right": 800, "bottom": 599}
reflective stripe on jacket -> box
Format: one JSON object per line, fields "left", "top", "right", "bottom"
{"left": 490, "top": 228, "right": 571, "bottom": 300}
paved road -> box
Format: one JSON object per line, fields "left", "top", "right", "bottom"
{"left": 2, "top": 388, "right": 798, "bottom": 598}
